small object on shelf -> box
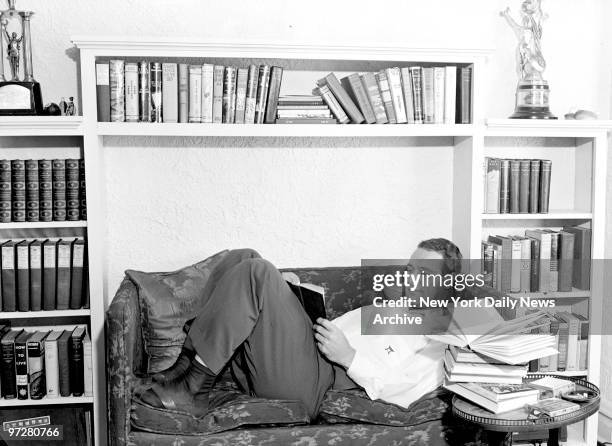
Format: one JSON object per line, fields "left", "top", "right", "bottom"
{"left": 528, "top": 376, "right": 576, "bottom": 398}
{"left": 66, "top": 97, "right": 76, "bottom": 116}
{"left": 564, "top": 109, "right": 598, "bottom": 120}
{"left": 526, "top": 397, "right": 580, "bottom": 417}
{"left": 58, "top": 97, "right": 67, "bottom": 115}
{"left": 561, "top": 389, "right": 597, "bottom": 403}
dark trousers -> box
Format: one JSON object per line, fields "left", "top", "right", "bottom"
{"left": 187, "top": 249, "right": 351, "bottom": 418}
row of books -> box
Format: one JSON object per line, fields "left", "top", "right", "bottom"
{"left": 0, "top": 326, "right": 92, "bottom": 400}
{"left": 98, "top": 61, "right": 284, "bottom": 124}
{"left": 483, "top": 158, "right": 552, "bottom": 214}
{"left": 311, "top": 67, "right": 471, "bottom": 125}
{"left": 482, "top": 226, "right": 591, "bottom": 293}
{"left": 274, "top": 95, "right": 336, "bottom": 124}
{"left": 0, "top": 238, "right": 88, "bottom": 312}
{"left": 0, "top": 159, "right": 86, "bottom": 223}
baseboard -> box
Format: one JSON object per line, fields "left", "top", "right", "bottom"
{"left": 599, "top": 409, "right": 612, "bottom": 443}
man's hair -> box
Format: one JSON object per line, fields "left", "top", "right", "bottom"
{"left": 417, "top": 238, "right": 463, "bottom": 274}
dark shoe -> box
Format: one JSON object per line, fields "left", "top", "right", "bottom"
{"left": 140, "top": 359, "right": 216, "bottom": 416}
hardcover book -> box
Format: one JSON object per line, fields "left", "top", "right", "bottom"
{"left": 529, "top": 159, "right": 541, "bottom": 213}
{"left": 244, "top": 64, "right": 258, "bottom": 124}
{"left": 539, "top": 160, "right": 552, "bottom": 213}
{"left": 11, "top": 159, "right": 25, "bottom": 222}
{"left": 342, "top": 74, "right": 375, "bottom": 124}
{"left": 509, "top": 159, "right": 520, "bottom": 213}
{"left": 161, "top": 63, "right": 178, "bottom": 123}
{"left": 15, "top": 330, "right": 33, "bottom": 399}
{"left": 95, "top": 62, "right": 110, "bottom": 122}
{"left": 79, "top": 159, "right": 86, "bottom": 220}
{"left": 201, "top": 63, "right": 214, "bottom": 123}
{"left": 222, "top": 66, "right": 237, "bottom": 124}
{"left": 66, "top": 158, "right": 80, "bottom": 221}
{"left": 109, "top": 59, "right": 125, "bottom": 122}
{"left": 317, "top": 85, "right": 349, "bottom": 124}
{"left": 499, "top": 159, "right": 510, "bottom": 214}
{"left": 375, "top": 70, "right": 396, "bottom": 124}
{"left": 421, "top": 67, "right": 435, "bottom": 124}
{"left": 70, "top": 238, "right": 85, "bottom": 309}
{"left": 525, "top": 229, "right": 552, "bottom": 292}
{"left": 27, "top": 330, "right": 49, "bottom": 399}
{"left": 234, "top": 68, "right": 248, "bottom": 124}
{"left": 212, "top": 65, "right": 224, "bottom": 123}
{"left": 0, "top": 159, "right": 10, "bottom": 222}
{"left": 138, "top": 61, "right": 151, "bottom": 122}
{"left": 518, "top": 159, "right": 530, "bottom": 213}
{"left": 42, "top": 239, "right": 57, "bottom": 310}
{"left": 83, "top": 333, "right": 93, "bottom": 397}
{"left": 484, "top": 157, "right": 501, "bottom": 213}
{"left": 445, "top": 381, "right": 538, "bottom": 414}
{"left": 562, "top": 226, "right": 591, "bottom": 290}
{"left": 56, "top": 239, "right": 73, "bottom": 310}
{"left": 409, "top": 66, "right": 424, "bottom": 123}
{"left": 264, "top": 66, "right": 283, "bottom": 124}
{"left": 178, "top": 64, "right": 188, "bottom": 123}
{"left": 433, "top": 67, "right": 445, "bottom": 124}
{"left": 361, "top": 72, "right": 387, "bottom": 124}
{"left": 457, "top": 66, "right": 472, "bottom": 124}
{"left": 16, "top": 239, "right": 30, "bottom": 311}
{"left": 2, "top": 240, "right": 16, "bottom": 311}
{"left": 29, "top": 239, "right": 43, "bottom": 311}
{"left": 25, "top": 159, "right": 39, "bottom": 222}
{"left": 318, "top": 73, "right": 364, "bottom": 124}
{"left": 52, "top": 159, "right": 67, "bottom": 221}
{"left": 254, "top": 65, "right": 271, "bottom": 124}
{"left": 444, "top": 65, "right": 457, "bottom": 124}
{"left": 188, "top": 65, "right": 203, "bottom": 123}
{"left": 1, "top": 329, "right": 23, "bottom": 398}
{"left": 150, "top": 62, "right": 163, "bottom": 123}
{"left": 38, "top": 159, "right": 52, "bottom": 222}
{"left": 124, "top": 62, "right": 139, "bottom": 122}
{"left": 57, "top": 330, "right": 72, "bottom": 397}
{"left": 44, "top": 330, "right": 63, "bottom": 398}
{"left": 70, "top": 326, "right": 86, "bottom": 397}
{"left": 385, "top": 67, "right": 407, "bottom": 123}
{"left": 400, "top": 67, "right": 415, "bottom": 124}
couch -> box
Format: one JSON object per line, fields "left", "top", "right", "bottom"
{"left": 106, "top": 249, "right": 488, "bottom": 446}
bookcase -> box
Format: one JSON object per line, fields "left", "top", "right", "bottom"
{"left": 68, "top": 37, "right": 611, "bottom": 445}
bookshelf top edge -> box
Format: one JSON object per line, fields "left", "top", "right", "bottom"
{"left": 486, "top": 118, "right": 612, "bottom": 135}
{"left": 70, "top": 37, "right": 493, "bottom": 62}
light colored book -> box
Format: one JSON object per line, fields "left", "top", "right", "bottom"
{"left": 161, "top": 63, "right": 178, "bottom": 123}
{"left": 244, "top": 65, "right": 258, "bottom": 124}
{"left": 385, "top": 67, "right": 407, "bottom": 123}
{"left": 444, "top": 349, "right": 527, "bottom": 378}
{"left": 201, "top": 64, "right": 214, "bottom": 123}
{"left": 124, "top": 63, "right": 139, "bottom": 122}
{"left": 444, "top": 65, "right": 457, "bottom": 124}
{"left": 445, "top": 380, "right": 538, "bottom": 413}
{"left": 83, "top": 333, "right": 93, "bottom": 397}
{"left": 44, "top": 331, "right": 63, "bottom": 398}
{"left": 234, "top": 68, "right": 248, "bottom": 124}
{"left": 400, "top": 67, "right": 415, "bottom": 124}
{"left": 433, "top": 67, "right": 445, "bottom": 124}
{"left": 178, "top": 64, "right": 189, "bottom": 123}
{"left": 188, "top": 65, "right": 202, "bottom": 123}
{"left": 212, "top": 65, "right": 224, "bottom": 123}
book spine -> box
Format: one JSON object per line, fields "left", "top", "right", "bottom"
{"left": 150, "top": 62, "right": 163, "bottom": 123}
{"left": 444, "top": 66, "right": 457, "bottom": 124}
{"left": 38, "top": 160, "right": 52, "bottom": 222}
{"left": 509, "top": 159, "right": 520, "bottom": 213}
{"left": 458, "top": 67, "right": 472, "bottom": 124}
{"left": 124, "top": 63, "right": 139, "bottom": 122}
{"left": 565, "top": 315, "right": 579, "bottom": 371}
{"left": 29, "top": 241, "right": 42, "bottom": 311}
{"left": 510, "top": 238, "right": 521, "bottom": 292}
{"left": 178, "top": 64, "right": 188, "bottom": 123}
{"left": 65, "top": 159, "right": 80, "bottom": 221}
{"left": 0, "top": 159, "right": 10, "bottom": 222}
{"left": 433, "top": 66, "right": 445, "bottom": 124}
{"left": 11, "top": 159, "right": 25, "bottom": 222}
{"left": 16, "top": 242, "right": 29, "bottom": 311}
{"left": 161, "top": 63, "right": 178, "bottom": 123}
{"left": 15, "top": 335, "right": 29, "bottom": 399}
{"left": 482, "top": 242, "right": 494, "bottom": 287}
{"left": 361, "top": 72, "right": 387, "bottom": 124}
{"left": 83, "top": 336, "right": 93, "bottom": 397}
{"left": 28, "top": 337, "right": 46, "bottom": 399}
{"left": 375, "top": 71, "right": 396, "bottom": 124}
{"left": 79, "top": 159, "right": 86, "bottom": 220}
{"left": 323, "top": 73, "right": 364, "bottom": 124}
{"left": 520, "top": 238, "right": 531, "bottom": 292}
{"left": 52, "top": 159, "right": 66, "bottom": 221}
{"left": 346, "top": 73, "right": 375, "bottom": 124}
{"left": 400, "top": 67, "right": 415, "bottom": 124}
{"left": 70, "top": 239, "right": 85, "bottom": 309}
{"left": 56, "top": 241, "right": 72, "bottom": 310}
{"left": 222, "top": 66, "right": 236, "bottom": 124}
{"left": 188, "top": 65, "right": 202, "bottom": 123}
{"left": 201, "top": 64, "right": 214, "bottom": 124}
{"left": 317, "top": 85, "right": 349, "bottom": 124}
{"left": 96, "top": 63, "right": 110, "bottom": 122}
{"left": 549, "top": 232, "right": 559, "bottom": 292}
{"left": 275, "top": 118, "right": 337, "bottom": 124}
{"left": 264, "top": 66, "right": 283, "bottom": 124}
{"left": 385, "top": 67, "right": 407, "bottom": 123}
{"left": 109, "top": 60, "right": 125, "bottom": 122}
{"left": 409, "top": 67, "right": 424, "bottom": 123}
{"left": 212, "top": 65, "right": 224, "bottom": 124}
{"left": 70, "top": 335, "right": 84, "bottom": 396}
{"left": 233, "top": 68, "right": 248, "bottom": 124}
{"left": 254, "top": 65, "right": 271, "bottom": 124}
{"left": 538, "top": 233, "right": 552, "bottom": 292}
{"left": 25, "top": 159, "right": 39, "bottom": 222}
{"left": 499, "top": 159, "right": 510, "bottom": 214}
{"left": 421, "top": 67, "right": 435, "bottom": 124}
{"left": 44, "top": 338, "right": 59, "bottom": 398}
{"left": 58, "top": 334, "right": 71, "bottom": 396}
{"left": 42, "top": 242, "right": 57, "bottom": 310}
{"left": 485, "top": 157, "right": 500, "bottom": 213}
{"left": 244, "top": 65, "right": 258, "bottom": 124}
{"left": 2, "top": 243, "right": 16, "bottom": 311}
{"left": 137, "top": 61, "right": 150, "bottom": 122}
{"left": 518, "top": 159, "right": 530, "bottom": 213}
{"left": 529, "top": 159, "right": 540, "bottom": 213}
{"left": 539, "top": 160, "right": 552, "bottom": 213}
{"left": 1, "top": 338, "right": 17, "bottom": 398}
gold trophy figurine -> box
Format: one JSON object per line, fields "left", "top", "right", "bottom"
{"left": 501, "top": 0, "right": 556, "bottom": 119}
{"left": 0, "top": 0, "right": 42, "bottom": 115}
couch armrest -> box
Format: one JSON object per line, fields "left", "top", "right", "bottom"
{"left": 106, "top": 277, "right": 145, "bottom": 446}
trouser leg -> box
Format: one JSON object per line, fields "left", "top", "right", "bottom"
{"left": 187, "top": 257, "right": 334, "bottom": 418}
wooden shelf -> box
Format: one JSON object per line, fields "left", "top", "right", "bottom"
{"left": 508, "top": 289, "right": 590, "bottom": 299}
{"left": 0, "top": 396, "right": 93, "bottom": 407}
{"left": 97, "top": 122, "right": 477, "bottom": 137}
{"left": 482, "top": 212, "right": 592, "bottom": 221}
{"left": 0, "top": 116, "right": 84, "bottom": 136}
{"left": 0, "top": 309, "right": 90, "bottom": 319}
{"left": 0, "top": 221, "right": 87, "bottom": 229}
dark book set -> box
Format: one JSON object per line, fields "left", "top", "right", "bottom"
{"left": 97, "top": 60, "right": 473, "bottom": 125}
{"left": 0, "top": 158, "right": 87, "bottom": 223}
{"left": 0, "top": 325, "right": 92, "bottom": 401}
{"left": 0, "top": 237, "right": 88, "bottom": 312}
{"left": 484, "top": 157, "right": 552, "bottom": 214}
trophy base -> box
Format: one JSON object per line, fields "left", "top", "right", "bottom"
{"left": 510, "top": 80, "right": 556, "bottom": 120}
{"left": 0, "top": 81, "right": 43, "bottom": 115}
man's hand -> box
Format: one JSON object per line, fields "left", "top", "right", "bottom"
{"left": 314, "top": 318, "right": 356, "bottom": 369}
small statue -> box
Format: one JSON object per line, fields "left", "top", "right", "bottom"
{"left": 4, "top": 29, "right": 21, "bottom": 80}
{"left": 500, "top": 0, "right": 547, "bottom": 82}
{"left": 66, "top": 96, "right": 76, "bottom": 116}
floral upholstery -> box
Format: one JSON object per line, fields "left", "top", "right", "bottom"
{"left": 107, "top": 260, "right": 485, "bottom": 446}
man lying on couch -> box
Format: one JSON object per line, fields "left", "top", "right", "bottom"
{"left": 140, "top": 239, "right": 464, "bottom": 420}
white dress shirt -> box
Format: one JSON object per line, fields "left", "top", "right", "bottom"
{"left": 332, "top": 306, "right": 447, "bottom": 408}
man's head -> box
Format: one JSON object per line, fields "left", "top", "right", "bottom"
{"left": 410, "top": 238, "right": 463, "bottom": 276}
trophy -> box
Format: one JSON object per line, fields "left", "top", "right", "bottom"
{"left": 501, "top": 0, "right": 556, "bottom": 119}
{"left": 0, "top": 0, "right": 42, "bottom": 115}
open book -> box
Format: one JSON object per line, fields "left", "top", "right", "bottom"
{"left": 286, "top": 281, "right": 326, "bottom": 324}
{"left": 427, "top": 310, "right": 558, "bottom": 365}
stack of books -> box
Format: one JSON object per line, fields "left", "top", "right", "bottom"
{"left": 0, "top": 237, "right": 88, "bottom": 312}
{"left": 483, "top": 157, "right": 552, "bottom": 214}
{"left": 481, "top": 225, "right": 591, "bottom": 293}
{"left": 275, "top": 95, "right": 336, "bottom": 124}
{"left": 444, "top": 380, "right": 539, "bottom": 414}
{"left": 0, "top": 325, "right": 93, "bottom": 400}
{"left": 444, "top": 346, "right": 528, "bottom": 384}
{"left": 0, "top": 159, "right": 86, "bottom": 223}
